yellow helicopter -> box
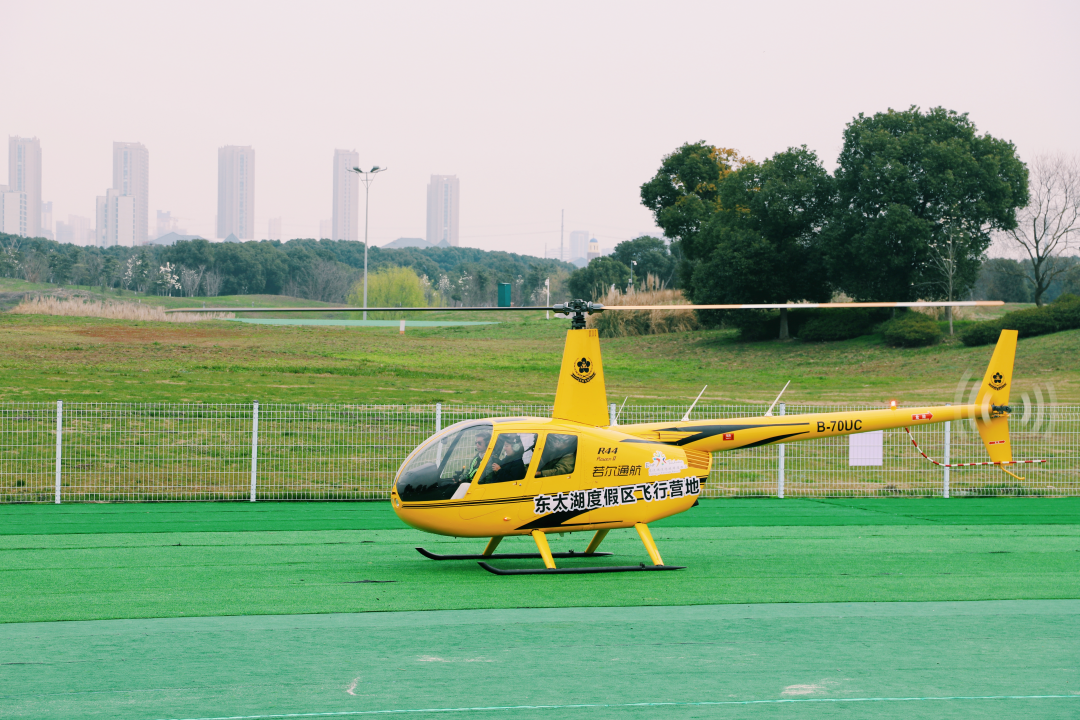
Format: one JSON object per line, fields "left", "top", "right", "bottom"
{"left": 171, "top": 297, "right": 1024, "bottom": 575}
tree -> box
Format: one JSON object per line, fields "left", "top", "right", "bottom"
{"left": 640, "top": 142, "right": 750, "bottom": 284}
{"left": 682, "top": 146, "right": 835, "bottom": 337}
{"left": 610, "top": 236, "right": 677, "bottom": 289}
{"left": 999, "top": 154, "right": 1080, "bottom": 306}
{"left": 973, "top": 258, "right": 1032, "bottom": 303}
{"left": 567, "top": 256, "right": 630, "bottom": 301}
{"left": 350, "top": 266, "right": 428, "bottom": 309}
{"left": 822, "top": 106, "right": 1028, "bottom": 302}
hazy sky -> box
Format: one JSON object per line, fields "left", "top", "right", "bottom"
{"left": 3, "top": 0, "right": 1078, "bottom": 255}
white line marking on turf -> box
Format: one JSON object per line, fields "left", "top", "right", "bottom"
{"left": 152, "top": 694, "right": 1080, "bottom": 719}
{"left": 345, "top": 678, "right": 360, "bottom": 697}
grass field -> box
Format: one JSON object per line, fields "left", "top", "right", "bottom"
{"left": 2, "top": 299, "right": 1079, "bottom": 405}
{"left": 1, "top": 499, "right": 1078, "bottom": 719}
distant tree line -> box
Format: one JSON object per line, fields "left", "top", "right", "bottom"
{"left": 0, "top": 233, "right": 575, "bottom": 306}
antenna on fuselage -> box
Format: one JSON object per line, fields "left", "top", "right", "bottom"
{"left": 613, "top": 396, "right": 628, "bottom": 425}
{"left": 680, "top": 386, "right": 707, "bottom": 422}
{"left": 765, "top": 380, "right": 791, "bottom": 417}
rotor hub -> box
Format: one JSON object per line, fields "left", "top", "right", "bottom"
{"left": 551, "top": 299, "right": 605, "bottom": 329}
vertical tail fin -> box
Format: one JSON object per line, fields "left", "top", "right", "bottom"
{"left": 552, "top": 328, "right": 609, "bottom": 426}
{"left": 975, "top": 329, "right": 1018, "bottom": 465}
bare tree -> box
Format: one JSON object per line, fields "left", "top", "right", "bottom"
{"left": 179, "top": 265, "right": 205, "bottom": 297}
{"left": 1001, "top": 154, "right": 1080, "bottom": 306}
{"left": 302, "top": 258, "right": 356, "bottom": 303}
{"left": 21, "top": 251, "right": 48, "bottom": 283}
{"left": 202, "top": 269, "right": 224, "bottom": 297}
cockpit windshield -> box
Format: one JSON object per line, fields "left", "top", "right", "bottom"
{"left": 395, "top": 423, "right": 493, "bottom": 501}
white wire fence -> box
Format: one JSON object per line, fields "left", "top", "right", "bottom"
{"left": 1, "top": 402, "right": 1077, "bottom": 503}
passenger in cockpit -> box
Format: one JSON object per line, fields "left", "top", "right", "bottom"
{"left": 489, "top": 434, "right": 526, "bottom": 482}
{"left": 536, "top": 434, "right": 577, "bottom": 477}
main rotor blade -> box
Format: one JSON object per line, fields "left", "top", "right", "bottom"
{"left": 165, "top": 306, "right": 554, "bottom": 313}
{"left": 601, "top": 301, "right": 1003, "bottom": 310}
{"left": 166, "top": 300, "right": 1004, "bottom": 313}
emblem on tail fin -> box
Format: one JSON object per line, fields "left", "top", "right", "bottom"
{"left": 571, "top": 357, "right": 596, "bottom": 384}
{"left": 989, "top": 372, "right": 1006, "bottom": 390}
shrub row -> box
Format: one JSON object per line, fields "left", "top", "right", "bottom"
{"left": 960, "top": 294, "right": 1080, "bottom": 346}
{"left": 733, "top": 307, "right": 941, "bottom": 346}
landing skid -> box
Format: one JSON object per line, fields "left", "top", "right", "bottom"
{"left": 478, "top": 561, "right": 685, "bottom": 575}
{"left": 416, "top": 547, "right": 612, "bottom": 561}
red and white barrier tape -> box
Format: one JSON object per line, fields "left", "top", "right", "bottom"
{"left": 902, "top": 427, "right": 1046, "bottom": 468}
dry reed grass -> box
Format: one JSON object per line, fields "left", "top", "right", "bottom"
{"left": 9, "top": 296, "right": 234, "bottom": 322}
{"left": 588, "top": 277, "right": 699, "bottom": 337}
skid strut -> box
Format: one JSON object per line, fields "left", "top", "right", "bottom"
{"left": 475, "top": 525, "right": 685, "bottom": 575}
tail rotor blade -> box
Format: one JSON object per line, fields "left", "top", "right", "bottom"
{"left": 954, "top": 369, "right": 973, "bottom": 406}
{"left": 1032, "top": 385, "right": 1045, "bottom": 435}
{"left": 967, "top": 380, "right": 980, "bottom": 433}
{"left": 1044, "top": 384, "right": 1058, "bottom": 440}
{"left": 1020, "top": 392, "right": 1031, "bottom": 425}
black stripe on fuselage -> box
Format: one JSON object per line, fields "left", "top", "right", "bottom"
{"left": 401, "top": 494, "right": 533, "bottom": 509}
{"left": 622, "top": 422, "right": 810, "bottom": 447}
{"left": 734, "top": 430, "right": 810, "bottom": 449}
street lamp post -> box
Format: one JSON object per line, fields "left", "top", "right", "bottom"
{"left": 348, "top": 165, "right": 387, "bottom": 320}
{"left": 630, "top": 260, "right": 637, "bottom": 292}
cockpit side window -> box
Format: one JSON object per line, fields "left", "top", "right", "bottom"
{"left": 395, "top": 423, "right": 493, "bottom": 501}
{"left": 535, "top": 434, "right": 578, "bottom": 477}
{"left": 440, "top": 426, "right": 493, "bottom": 482}
{"left": 477, "top": 433, "right": 538, "bottom": 485}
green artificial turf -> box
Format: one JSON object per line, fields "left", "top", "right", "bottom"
{"left": 2, "top": 498, "right": 1078, "bottom": 535}
{"left": 1, "top": 499, "right": 1077, "bottom": 624}
{"left": 2, "top": 600, "right": 1079, "bottom": 720}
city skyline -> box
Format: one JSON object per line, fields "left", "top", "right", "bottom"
{"left": 2, "top": 2, "right": 1077, "bottom": 255}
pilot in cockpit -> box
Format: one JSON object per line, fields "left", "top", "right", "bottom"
{"left": 456, "top": 430, "right": 491, "bottom": 482}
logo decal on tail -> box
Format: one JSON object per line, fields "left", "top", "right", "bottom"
{"left": 571, "top": 356, "right": 596, "bottom": 384}
{"left": 989, "top": 372, "right": 1007, "bottom": 390}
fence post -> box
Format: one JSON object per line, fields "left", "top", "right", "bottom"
{"left": 54, "top": 400, "right": 63, "bottom": 504}
{"left": 250, "top": 401, "right": 259, "bottom": 502}
{"left": 610, "top": 403, "right": 617, "bottom": 426}
{"left": 943, "top": 403, "right": 951, "bottom": 499}
{"left": 435, "top": 403, "right": 442, "bottom": 434}
{"left": 777, "top": 402, "right": 786, "bottom": 499}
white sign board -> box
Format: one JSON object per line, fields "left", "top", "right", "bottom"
{"left": 849, "top": 430, "right": 884, "bottom": 466}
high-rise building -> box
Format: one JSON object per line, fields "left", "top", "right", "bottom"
{"left": 217, "top": 146, "right": 255, "bottom": 240}
{"left": 96, "top": 188, "right": 135, "bottom": 247}
{"left": 568, "top": 230, "right": 590, "bottom": 261}
{"left": 268, "top": 217, "right": 282, "bottom": 241}
{"left": 113, "top": 142, "right": 149, "bottom": 244}
{"left": 40, "top": 201, "right": 54, "bottom": 240}
{"left": 8, "top": 136, "right": 41, "bottom": 238}
{"left": 332, "top": 149, "right": 360, "bottom": 241}
{"left": 154, "top": 210, "right": 186, "bottom": 238}
{"left": 57, "top": 215, "right": 91, "bottom": 245}
{"left": 0, "top": 188, "right": 27, "bottom": 236}
{"left": 426, "top": 175, "right": 459, "bottom": 247}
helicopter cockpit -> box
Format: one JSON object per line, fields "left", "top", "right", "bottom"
{"left": 395, "top": 421, "right": 495, "bottom": 502}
